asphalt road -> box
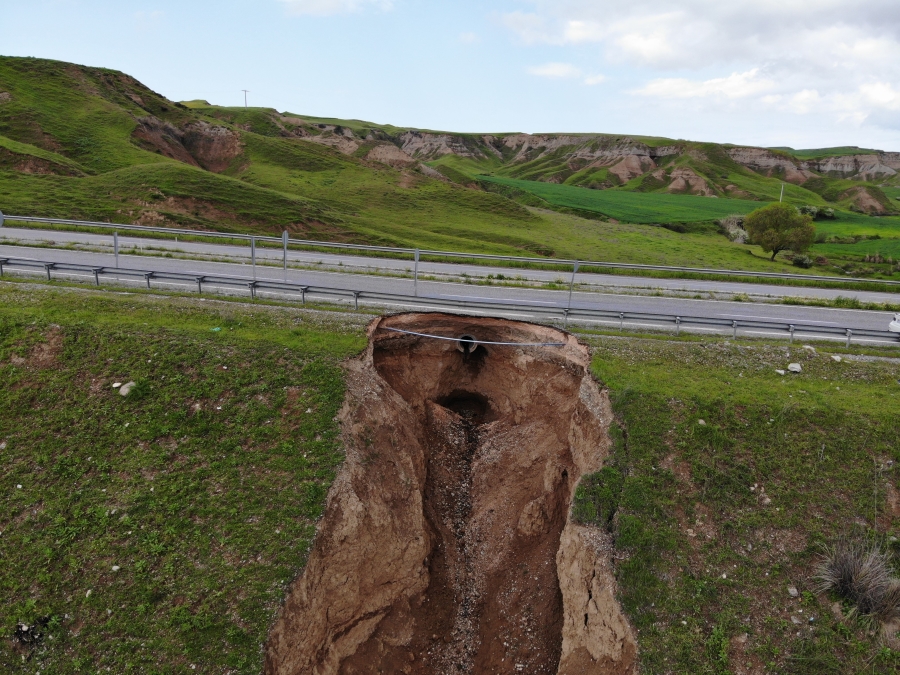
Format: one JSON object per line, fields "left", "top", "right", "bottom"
{"left": 3, "top": 226, "right": 899, "bottom": 304}
{"left": 4, "top": 244, "right": 898, "bottom": 340}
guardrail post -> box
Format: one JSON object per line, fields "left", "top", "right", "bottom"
{"left": 282, "top": 231, "right": 288, "bottom": 275}
{"left": 251, "top": 236, "right": 256, "bottom": 280}
{"left": 567, "top": 262, "right": 580, "bottom": 311}
{"left": 248, "top": 281, "right": 257, "bottom": 300}
{"left": 846, "top": 329, "right": 852, "bottom": 348}
{"left": 563, "top": 308, "right": 570, "bottom": 329}
{"left": 414, "top": 248, "right": 420, "bottom": 297}
{"left": 0, "top": 259, "right": 6, "bottom": 276}
{"left": 619, "top": 312, "right": 625, "bottom": 331}
{"left": 300, "top": 286, "right": 307, "bottom": 304}
{"left": 789, "top": 325, "right": 795, "bottom": 344}
{"left": 0, "top": 210, "right": 4, "bottom": 227}
{"left": 675, "top": 316, "right": 681, "bottom": 336}
{"left": 733, "top": 320, "right": 738, "bottom": 339}
{"left": 44, "top": 263, "right": 54, "bottom": 281}
{"left": 144, "top": 272, "right": 153, "bottom": 289}
{"left": 113, "top": 232, "right": 119, "bottom": 268}
{"left": 196, "top": 277, "right": 203, "bottom": 295}
{"left": 353, "top": 291, "right": 361, "bottom": 310}
{"left": 92, "top": 268, "right": 101, "bottom": 286}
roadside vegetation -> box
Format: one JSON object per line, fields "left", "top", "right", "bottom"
{"left": 1, "top": 281, "right": 898, "bottom": 672}
{"left": 578, "top": 335, "right": 900, "bottom": 673}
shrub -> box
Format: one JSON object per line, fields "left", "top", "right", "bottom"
{"left": 717, "top": 214, "right": 747, "bottom": 243}
{"left": 814, "top": 540, "right": 900, "bottom": 621}
{"left": 792, "top": 255, "right": 813, "bottom": 269}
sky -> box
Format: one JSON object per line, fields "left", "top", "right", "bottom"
{"left": 2, "top": 0, "right": 900, "bottom": 150}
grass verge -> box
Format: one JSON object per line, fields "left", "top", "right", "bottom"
{"left": 0, "top": 285, "right": 366, "bottom": 673}
{"left": 577, "top": 336, "right": 900, "bottom": 672}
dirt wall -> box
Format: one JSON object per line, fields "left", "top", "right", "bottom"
{"left": 265, "top": 314, "right": 637, "bottom": 675}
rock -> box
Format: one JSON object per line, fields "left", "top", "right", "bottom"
{"left": 119, "top": 381, "right": 136, "bottom": 396}
{"left": 791, "top": 616, "right": 802, "bottom": 625}
{"left": 802, "top": 345, "right": 816, "bottom": 353}
{"left": 112, "top": 382, "right": 122, "bottom": 388}
{"left": 831, "top": 355, "right": 842, "bottom": 362}
{"left": 112, "top": 565, "right": 120, "bottom": 572}
{"left": 775, "top": 369, "right": 786, "bottom": 375}
{"left": 788, "top": 363, "right": 802, "bottom": 373}
{"left": 788, "top": 586, "right": 799, "bottom": 597}
{"left": 0, "top": 441, "right": 6, "bottom": 450}
{"left": 698, "top": 419, "right": 706, "bottom": 426}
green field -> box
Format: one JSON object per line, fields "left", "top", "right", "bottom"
{"left": 480, "top": 175, "right": 765, "bottom": 223}
{"left": 1, "top": 283, "right": 898, "bottom": 672}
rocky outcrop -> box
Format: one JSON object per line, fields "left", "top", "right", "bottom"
{"left": 607, "top": 154, "right": 657, "bottom": 183}
{"left": 181, "top": 121, "right": 242, "bottom": 172}
{"left": 727, "top": 148, "right": 816, "bottom": 184}
{"left": 265, "top": 313, "right": 638, "bottom": 675}
{"left": 803, "top": 154, "right": 900, "bottom": 180}
{"left": 132, "top": 117, "right": 242, "bottom": 172}
{"left": 398, "top": 131, "right": 488, "bottom": 160}
{"left": 666, "top": 167, "right": 714, "bottom": 195}
{"left": 365, "top": 143, "right": 417, "bottom": 168}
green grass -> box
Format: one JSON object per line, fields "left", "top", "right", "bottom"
{"left": 479, "top": 175, "right": 764, "bottom": 223}
{"left": 1, "top": 283, "right": 898, "bottom": 672}
{"left": 0, "top": 285, "right": 366, "bottom": 673}
{"left": 579, "top": 337, "right": 900, "bottom": 673}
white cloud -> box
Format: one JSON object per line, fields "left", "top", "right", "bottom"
{"left": 502, "top": 1, "right": 900, "bottom": 131}
{"left": 278, "top": 0, "right": 392, "bottom": 16}
{"left": 583, "top": 74, "right": 607, "bottom": 86}
{"left": 633, "top": 69, "right": 775, "bottom": 100}
{"left": 528, "top": 62, "right": 582, "bottom": 79}
{"left": 459, "top": 32, "right": 479, "bottom": 44}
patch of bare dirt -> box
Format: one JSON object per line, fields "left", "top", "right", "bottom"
{"left": 132, "top": 117, "right": 200, "bottom": 166}
{"left": 841, "top": 186, "right": 886, "bottom": 214}
{"left": 0, "top": 147, "right": 81, "bottom": 176}
{"left": 0, "top": 92, "right": 11, "bottom": 104}
{"left": 26, "top": 326, "right": 64, "bottom": 369}
{"left": 265, "top": 314, "right": 637, "bottom": 675}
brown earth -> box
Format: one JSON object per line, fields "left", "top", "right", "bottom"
{"left": 365, "top": 143, "right": 417, "bottom": 168}
{"left": 0, "top": 147, "right": 82, "bottom": 176}
{"left": 265, "top": 313, "right": 637, "bottom": 675}
{"left": 841, "top": 186, "right": 887, "bottom": 214}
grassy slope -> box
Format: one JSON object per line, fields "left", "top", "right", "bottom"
{"left": 0, "top": 284, "right": 898, "bottom": 672}
{"left": 1, "top": 55, "right": 898, "bottom": 275}
{"left": 0, "top": 285, "right": 366, "bottom": 674}
{"left": 581, "top": 336, "right": 900, "bottom": 673}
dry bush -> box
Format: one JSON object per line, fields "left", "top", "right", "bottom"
{"left": 815, "top": 540, "right": 900, "bottom": 621}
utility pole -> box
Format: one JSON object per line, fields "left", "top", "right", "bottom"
{"left": 242, "top": 90, "right": 249, "bottom": 108}
{"left": 780, "top": 183, "right": 784, "bottom": 202}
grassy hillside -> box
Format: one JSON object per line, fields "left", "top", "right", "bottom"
{"left": 584, "top": 335, "right": 900, "bottom": 673}
{"left": 0, "top": 285, "right": 367, "bottom": 674}
{"left": 1, "top": 55, "right": 899, "bottom": 278}
{"left": 1, "top": 283, "right": 897, "bottom": 672}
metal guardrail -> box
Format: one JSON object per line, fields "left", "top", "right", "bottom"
{"left": 3, "top": 212, "right": 898, "bottom": 287}
{"left": 1, "top": 255, "right": 897, "bottom": 346}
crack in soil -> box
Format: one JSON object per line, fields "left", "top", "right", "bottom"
{"left": 265, "top": 313, "right": 637, "bottom": 675}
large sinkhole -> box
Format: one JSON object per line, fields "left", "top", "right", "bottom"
{"left": 265, "top": 314, "right": 637, "bottom": 675}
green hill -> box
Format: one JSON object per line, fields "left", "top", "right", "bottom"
{"left": 1, "top": 55, "right": 899, "bottom": 277}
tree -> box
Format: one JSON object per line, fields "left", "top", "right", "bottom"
{"left": 744, "top": 202, "right": 816, "bottom": 261}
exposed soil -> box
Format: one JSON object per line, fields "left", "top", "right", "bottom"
{"left": 265, "top": 313, "right": 637, "bottom": 675}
